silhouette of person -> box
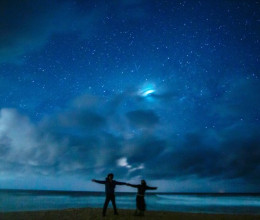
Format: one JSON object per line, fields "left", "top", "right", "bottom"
{"left": 92, "top": 173, "right": 127, "bottom": 216}
{"left": 126, "top": 180, "right": 157, "bottom": 216}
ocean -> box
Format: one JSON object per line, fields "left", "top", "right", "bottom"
{"left": 0, "top": 190, "right": 259, "bottom": 214}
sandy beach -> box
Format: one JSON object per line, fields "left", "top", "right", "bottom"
{"left": 1, "top": 208, "right": 259, "bottom": 220}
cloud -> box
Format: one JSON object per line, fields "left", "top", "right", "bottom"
{"left": 0, "top": 0, "right": 151, "bottom": 64}
{"left": 126, "top": 110, "right": 160, "bottom": 128}
{"left": 136, "top": 127, "right": 260, "bottom": 185}
{"left": 0, "top": 89, "right": 259, "bottom": 188}
{"left": 213, "top": 79, "right": 260, "bottom": 120}
{"left": 58, "top": 110, "right": 106, "bottom": 130}
{"left": 117, "top": 157, "right": 144, "bottom": 174}
{"left": 0, "top": 0, "right": 100, "bottom": 63}
{"left": 0, "top": 108, "right": 62, "bottom": 175}
{"left": 0, "top": 107, "right": 121, "bottom": 178}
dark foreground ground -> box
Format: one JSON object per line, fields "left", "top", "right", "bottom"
{"left": 1, "top": 208, "right": 259, "bottom": 220}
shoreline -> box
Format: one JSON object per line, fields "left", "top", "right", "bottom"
{"left": 1, "top": 208, "right": 259, "bottom": 220}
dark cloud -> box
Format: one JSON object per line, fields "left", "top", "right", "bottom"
{"left": 139, "top": 128, "right": 260, "bottom": 186}
{"left": 0, "top": 0, "right": 151, "bottom": 64}
{"left": 125, "top": 136, "right": 166, "bottom": 164}
{"left": 0, "top": 0, "right": 100, "bottom": 63}
{"left": 213, "top": 79, "right": 260, "bottom": 120}
{"left": 54, "top": 132, "right": 124, "bottom": 177}
{"left": 218, "top": 128, "right": 260, "bottom": 183}
{"left": 126, "top": 110, "right": 160, "bottom": 128}
{"left": 59, "top": 110, "right": 106, "bottom": 130}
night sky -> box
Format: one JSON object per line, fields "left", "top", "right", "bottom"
{"left": 0, "top": 0, "right": 259, "bottom": 192}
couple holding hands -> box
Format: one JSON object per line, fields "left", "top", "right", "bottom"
{"left": 92, "top": 173, "right": 157, "bottom": 217}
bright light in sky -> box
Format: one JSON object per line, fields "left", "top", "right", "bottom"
{"left": 139, "top": 83, "right": 156, "bottom": 97}
{"left": 142, "top": 89, "right": 155, "bottom": 97}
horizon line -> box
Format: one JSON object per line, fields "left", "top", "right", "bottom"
{"left": 0, "top": 188, "right": 259, "bottom": 194}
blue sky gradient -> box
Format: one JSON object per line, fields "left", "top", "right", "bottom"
{"left": 0, "top": 0, "right": 259, "bottom": 192}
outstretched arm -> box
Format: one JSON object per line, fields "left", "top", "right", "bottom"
{"left": 92, "top": 179, "right": 106, "bottom": 184}
{"left": 146, "top": 186, "right": 157, "bottom": 190}
{"left": 126, "top": 183, "right": 139, "bottom": 188}
{"left": 115, "top": 181, "right": 127, "bottom": 185}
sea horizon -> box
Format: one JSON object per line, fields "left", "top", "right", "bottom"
{"left": 1, "top": 189, "right": 259, "bottom": 214}
{"left": 1, "top": 188, "right": 260, "bottom": 195}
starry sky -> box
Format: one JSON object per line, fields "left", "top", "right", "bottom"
{"left": 0, "top": 0, "right": 259, "bottom": 192}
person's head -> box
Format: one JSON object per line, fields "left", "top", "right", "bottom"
{"left": 107, "top": 173, "right": 114, "bottom": 181}
{"left": 141, "top": 180, "right": 146, "bottom": 186}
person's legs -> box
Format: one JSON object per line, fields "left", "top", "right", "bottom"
{"left": 141, "top": 198, "right": 146, "bottom": 216}
{"left": 134, "top": 196, "right": 139, "bottom": 215}
{"left": 134, "top": 209, "right": 140, "bottom": 216}
{"left": 102, "top": 195, "right": 110, "bottom": 216}
{"left": 135, "top": 196, "right": 145, "bottom": 216}
{"left": 111, "top": 194, "right": 118, "bottom": 214}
